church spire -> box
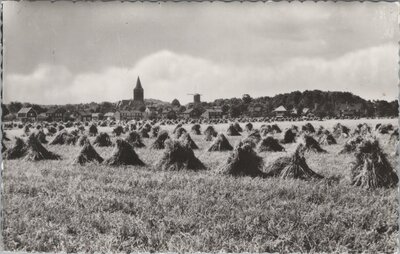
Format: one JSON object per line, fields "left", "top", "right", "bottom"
{"left": 135, "top": 76, "right": 143, "bottom": 89}
{"left": 133, "top": 76, "right": 144, "bottom": 103}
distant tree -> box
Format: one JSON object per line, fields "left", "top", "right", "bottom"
{"left": 2, "top": 103, "right": 10, "bottom": 116}
{"left": 8, "top": 102, "right": 23, "bottom": 114}
{"left": 139, "top": 105, "right": 146, "bottom": 112}
{"left": 373, "top": 100, "right": 398, "bottom": 117}
{"left": 391, "top": 100, "right": 399, "bottom": 116}
{"left": 314, "top": 103, "right": 334, "bottom": 118}
{"left": 167, "top": 110, "right": 177, "bottom": 119}
{"left": 214, "top": 99, "right": 225, "bottom": 106}
{"left": 179, "top": 106, "right": 186, "bottom": 112}
{"left": 221, "top": 104, "right": 230, "bottom": 114}
{"left": 99, "top": 102, "right": 114, "bottom": 113}
{"left": 171, "top": 99, "right": 181, "bottom": 107}
{"left": 230, "top": 105, "right": 242, "bottom": 118}
{"left": 63, "top": 104, "right": 76, "bottom": 112}
{"left": 365, "top": 102, "right": 375, "bottom": 117}
{"left": 200, "top": 102, "right": 208, "bottom": 108}
{"left": 30, "top": 104, "right": 46, "bottom": 114}
{"left": 314, "top": 110, "right": 326, "bottom": 118}
{"left": 191, "top": 107, "right": 203, "bottom": 118}
{"left": 242, "top": 94, "right": 253, "bottom": 104}
{"left": 199, "top": 90, "right": 400, "bottom": 118}
{"left": 296, "top": 105, "right": 304, "bottom": 117}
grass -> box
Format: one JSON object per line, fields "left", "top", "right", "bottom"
{"left": 2, "top": 118, "right": 398, "bottom": 253}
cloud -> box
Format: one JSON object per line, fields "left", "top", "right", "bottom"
{"left": 4, "top": 43, "right": 397, "bottom": 105}
{"left": 4, "top": 2, "right": 398, "bottom": 75}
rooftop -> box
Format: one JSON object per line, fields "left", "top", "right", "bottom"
{"left": 273, "top": 106, "right": 287, "bottom": 112}
{"left": 17, "top": 107, "right": 34, "bottom": 114}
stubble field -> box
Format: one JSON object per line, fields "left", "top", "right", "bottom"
{"left": 2, "top": 118, "right": 398, "bottom": 253}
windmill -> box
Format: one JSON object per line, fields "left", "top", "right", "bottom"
{"left": 187, "top": 93, "right": 202, "bottom": 105}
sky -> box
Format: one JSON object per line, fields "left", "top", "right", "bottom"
{"left": 3, "top": 1, "right": 399, "bottom": 104}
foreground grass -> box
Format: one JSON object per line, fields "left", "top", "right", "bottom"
{"left": 3, "top": 119, "right": 399, "bottom": 253}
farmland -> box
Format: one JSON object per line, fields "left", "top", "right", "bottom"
{"left": 2, "top": 118, "right": 398, "bottom": 253}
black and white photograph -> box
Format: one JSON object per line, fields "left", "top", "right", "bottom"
{"left": 1, "top": 1, "right": 399, "bottom": 253}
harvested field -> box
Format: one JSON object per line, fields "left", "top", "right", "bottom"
{"left": 2, "top": 118, "right": 398, "bottom": 253}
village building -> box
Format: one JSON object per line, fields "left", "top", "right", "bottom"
{"left": 144, "top": 107, "right": 158, "bottom": 119}
{"left": 273, "top": 106, "right": 288, "bottom": 118}
{"left": 298, "top": 108, "right": 315, "bottom": 119}
{"left": 45, "top": 108, "right": 56, "bottom": 121}
{"left": 182, "top": 108, "right": 199, "bottom": 119}
{"left": 133, "top": 77, "right": 144, "bottom": 104}
{"left": 92, "top": 113, "right": 104, "bottom": 121}
{"left": 290, "top": 108, "right": 298, "bottom": 116}
{"left": 67, "top": 111, "right": 91, "bottom": 122}
{"left": 63, "top": 112, "right": 73, "bottom": 121}
{"left": 201, "top": 109, "right": 223, "bottom": 119}
{"left": 160, "top": 108, "right": 177, "bottom": 119}
{"left": 104, "top": 112, "right": 115, "bottom": 120}
{"left": 302, "top": 108, "right": 311, "bottom": 115}
{"left": 115, "top": 111, "right": 133, "bottom": 121}
{"left": 302, "top": 108, "right": 316, "bottom": 118}
{"left": 115, "top": 110, "right": 143, "bottom": 121}
{"left": 62, "top": 111, "right": 78, "bottom": 122}
{"left": 17, "top": 107, "right": 37, "bottom": 122}
{"left": 37, "top": 113, "right": 48, "bottom": 122}
{"left": 46, "top": 108, "right": 67, "bottom": 122}
{"left": 76, "top": 111, "right": 92, "bottom": 122}
{"left": 186, "top": 94, "right": 202, "bottom": 110}
{"left": 116, "top": 77, "right": 146, "bottom": 111}
{"left": 193, "top": 94, "right": 201, "bottom": 105}
{"left": 132, "top": 110, "right": 144, "bottom": 120}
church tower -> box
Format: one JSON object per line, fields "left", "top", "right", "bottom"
{"left": 133, "top": 76, "right": 144, "bottom": 103}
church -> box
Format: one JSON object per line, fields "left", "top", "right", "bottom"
{"left": 116, "top": 76, "right": 146, "bottom": 110}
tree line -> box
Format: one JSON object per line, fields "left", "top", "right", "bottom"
{"left": 3, "top": 90, "right": 398, "bottom": 118}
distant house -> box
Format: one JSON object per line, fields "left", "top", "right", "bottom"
{"left": 273, "top": 106, "right": 288, "bottom": 117}
{"left": 46, "top": 108, "right": 66, "bottom": 122}
{"left": 104, "top": 112, "right": 115, "bottom": 120}
{"left": 115, "top": 110, "right": 143, "bottom": 121}
{"left": 182, "top": 108, "right": 199, "bottom": 119}
{"left": 290, "top": 108, "right": 298, "bottom": 116}
{"left": 115, "top": 111, "right": 133, "bottom": 121}
{"left": 132, "top": 110, "right": 143, "bottom": 120}
{"left": 87, "top": 102, "right": 98, "bottom": 112}
{"left": 302, "top": 108, "right": 310, "bottom": 115}
{"left": 161, "top": 108, "right": 177, "bottom": 119}
{"left": 55, "top": 108, "right": 67, "bottom": 122}
{"left": 37, "top": 113, "right": 48, "bottom": 122}
{"left": 17, "top": 107, "right": 37, "bottom": 122}
{"left": 144, "top": 107, "right": 158, "bottom": 119}
{"left": 68, "top": 111, "right": 89, "bottom": 122}
{"left": 202, "top": 109, "right": 223, "bottom": 119}
{"left": 77, "top": 111, "right": 92, "bottom": 122}
{"left": 92, "top": 113, "right": 104, "bottom": 121}
{"left": 45, "top": 108, "right": 56, "bottom": 121}
{"left": 300, "top": 108, "right": 315, "bottom": 119}
{"left": 62, "top": 111, "right": 78, "bottom": 122}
